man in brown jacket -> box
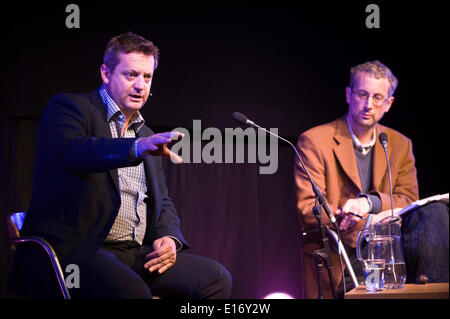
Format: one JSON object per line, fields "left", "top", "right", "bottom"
{"left": 295, "top": 60, "right": 449, "bottom": 298}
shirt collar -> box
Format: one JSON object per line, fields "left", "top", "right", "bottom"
{"left": 346, "top": 114, "right": 376, "bottom": 154}
{"left": 99, "top": 86, "right": 145, "bottom": 132}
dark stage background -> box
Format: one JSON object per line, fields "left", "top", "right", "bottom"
{"left": 1, "top": 2, "right": 448, "bottom": 299}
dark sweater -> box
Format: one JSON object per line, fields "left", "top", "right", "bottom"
{"left": 354, "top": 147, "right": 382, "bottom": 213}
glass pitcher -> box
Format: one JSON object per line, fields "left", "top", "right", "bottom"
{"left": 356, "top": 218, "right": 407, "bottom": 289}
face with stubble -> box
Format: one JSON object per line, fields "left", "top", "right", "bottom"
{"left": 101, "top": 52, "right": 155, "bottom": 117}
{"left": 345, "top": 71, "right": 394, "bottom": 133}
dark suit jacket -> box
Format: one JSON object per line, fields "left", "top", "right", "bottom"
{"left": 21, "top": 90, "right": 189, "bottom": 271}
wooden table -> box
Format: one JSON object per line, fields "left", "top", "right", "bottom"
{"left": 344, "top": 283, "right": 449, "bottom": 299}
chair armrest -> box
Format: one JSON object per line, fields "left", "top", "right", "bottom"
{"left": 326, "top": 229, "right": 360, "bottom": 288}
{"left": 11, "top": 236, "right": 71, "bottom": 299}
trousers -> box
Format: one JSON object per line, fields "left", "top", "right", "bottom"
{"left": 345, "top": 202, "right": 449, "bottom": 288}
{"left": 10, "top": 240, "right": 232, "bottom": 299}
{"left": 69, "top": 241, "right": 232, "bottom": 298}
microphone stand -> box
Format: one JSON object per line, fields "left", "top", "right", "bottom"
{"left": 380, "top": 135, "right": 399, "bottom": 284}
{"left": 245, "top": 121, "right": 339, "bottom": 299}
{"left": 312, "top": 202, "right": 337, "bottom": 299}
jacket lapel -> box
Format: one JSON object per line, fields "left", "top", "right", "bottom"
{"left": 88, "top": 90, "right": 120, "bottom": 193}
{"left": 372, "top": 125, "right": 388, "bottom": 190}
{"left": 332, "top": 117, "right": 362, "bottom": 192}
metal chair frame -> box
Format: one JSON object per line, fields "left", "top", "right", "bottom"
{"left": 302, "top": 227, "right": 360, "bottom": 292}
{"left": 326, "top": 228, "right": 359, "bottom": 288}
{"left": 8, "top": 212, "right": 71, "bottom": 299}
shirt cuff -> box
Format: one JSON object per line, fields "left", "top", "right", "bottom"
{"left": 358, "top": 192, "right": 382, "bottom": 214}
{"left": 167, "top": 236, "right": 183, "bottom": 252}
{"left": 368, "top": 194, "right": 382, "bottom": 214}
{"left": 129, "top": 138, "right": 144, "bottom": 160}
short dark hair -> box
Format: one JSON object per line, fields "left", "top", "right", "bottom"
{"left": 103, "top": 32, "right": 159, "bottom": 72}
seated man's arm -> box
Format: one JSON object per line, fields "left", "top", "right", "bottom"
{"left": 39, "top": 93, "right": 181, "bottom": 173}
{"left": 294, "top": 133, "right": 337, "bottom": 229}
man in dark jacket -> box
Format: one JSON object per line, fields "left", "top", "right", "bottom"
{"left": 10, "top": 32, "right": 231, "bottom": 298}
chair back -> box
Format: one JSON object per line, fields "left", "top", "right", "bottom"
{"left": 7, "top": 212, "right": 26, "bottom": 239}
{"left": 6, "top": 211, "right": 71, "bottom": 299}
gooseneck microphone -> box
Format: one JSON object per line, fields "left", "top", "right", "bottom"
{"left": 232, "top": 112, "right": 337, "bottom": 226}
{"left": 379, "top": 132, "right": 396, "bottom": 220}
{"left": 231, "top": 112, "right": 255, "bottom": 127}
{"left": 379, "top": 132, "right": 388, "bottom": 149}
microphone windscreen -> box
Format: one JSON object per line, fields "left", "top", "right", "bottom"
{"left": 232, "top": 112, "right": 248, "bottom": 125}
{"left": 379, "top": 132, "right": 388, "bottom": 145}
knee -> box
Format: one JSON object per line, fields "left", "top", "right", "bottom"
{"left": 403, "top": 202, "right": 449, "bottom": 248}
{"left": 418, "top": 202, "right": 448, "bottom": 219}
{"left": 114, "top": 279, "right": 152, "bottom": 299}
{"left": 214, "top": 262, "right": 233, "bottom": 298}
{"left": 422, "top": 203, "right": 448, "bottom": 232}
{"left": 199, "top": 259, "right": 232, "bottom": 299}
{"left": 404, "top": 202, "right": 449, "bottom": 230}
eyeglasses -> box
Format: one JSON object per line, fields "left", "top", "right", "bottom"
{"left": 351, "top": 90, "right": 390, "bottom": 106}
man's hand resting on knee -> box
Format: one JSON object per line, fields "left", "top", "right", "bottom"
{"left": 144, "top": 236, "right": 177, "bottom": 274}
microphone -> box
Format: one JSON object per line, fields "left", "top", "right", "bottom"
{"left": 378, "top": 132, "right": 397, "bottom": 221}
{"left": 379, "top": 132, "right": 388, "bottom": 149}
{"left": 232, "top": 112, "right": 337, "bottom": 226}
{"left": 232, "top": 112, "right": 255, "bottom": 126}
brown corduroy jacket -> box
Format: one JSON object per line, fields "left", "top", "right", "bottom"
{"left": 294, "top": 115, "right": 419, "bottom": 298}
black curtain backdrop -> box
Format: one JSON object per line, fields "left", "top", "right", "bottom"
{"left": 0, "top": 2, "right": 448, "bottom": 299}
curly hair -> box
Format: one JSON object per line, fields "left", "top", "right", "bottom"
{"left": 350, "top": 60, "right": 398, "bottom": 96}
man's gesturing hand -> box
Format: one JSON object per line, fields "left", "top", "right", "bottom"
{"left": 144, "top": 236, "right": 177, "bottom": 274}
{"left": 138, "top": 131, "right": 184, "bottom": 164}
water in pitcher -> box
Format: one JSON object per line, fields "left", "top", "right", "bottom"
{"left": 364, "top": 259, "right": 385, "bottom": 292}
{"left": 384, "top": 262, "right": 407, "bottom": 289}
{"left": 369, "top": 235, "right": 406, "bottom": 289}
{"left": 357, "top": 221, "right": 407, "bottom": 290}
